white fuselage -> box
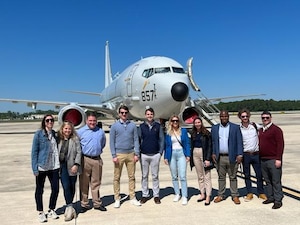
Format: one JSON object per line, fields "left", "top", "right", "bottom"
{"left": 100, "top": 56, "right": 190, "bottom": 120}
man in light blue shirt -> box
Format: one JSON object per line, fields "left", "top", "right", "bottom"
{"left": 77, "top": 111, "right": 107, "bottom": 212}
{"left": 212, "top": 110, "right": 243, "bottom": 205}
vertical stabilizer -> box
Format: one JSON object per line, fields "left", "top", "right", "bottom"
{"left": 105, "top": 41, "right": 113, "bottom": 88}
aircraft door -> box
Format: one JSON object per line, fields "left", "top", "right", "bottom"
{"left": 126, "top": 64, "right": 138, "bottom": 97}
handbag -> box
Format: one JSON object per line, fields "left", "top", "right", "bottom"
{"left": 204, "top": 161, "right": 215, "bottom": 171}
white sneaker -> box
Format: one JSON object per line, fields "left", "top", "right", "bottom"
{"left": 130, "top": 197, "right": 142, "bottom": 206}
{"left": 114, "top": 200, "right": 120, "bottom": 208}
{"left": 47, "top": 209, "right": 59, "bottom": 219}
{"left": 64, "top": 205, "right": 76, "bottom": 222}
{"left": 38, "top": 212, "right": 47, "bottom": 223}
{"left": 173, "top": 194, "right": 181, "bottom": 202}
{"left": 182, "top": 197, "right": 188, "bottom": 205}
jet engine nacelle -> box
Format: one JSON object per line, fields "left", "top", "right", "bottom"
{"left": 58, "top": 105, "right": 86, "bottom": 129}
{"left": 179, "top": 107, "right": 200, "bottom": 125}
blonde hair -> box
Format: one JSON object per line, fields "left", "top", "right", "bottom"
{"left": 166, "top": 115, "right": 181, "bottom": 136}
{"left": 58, "top": 121, "right": 78, "bottom": 140}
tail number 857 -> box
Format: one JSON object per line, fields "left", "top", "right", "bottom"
{"left": 141, "top": 90, "right": 155, "bottom": 101}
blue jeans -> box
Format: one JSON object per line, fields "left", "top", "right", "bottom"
{"left": 243, "top": 153, "right": 264, "bottom": 194}
{"left": 169, "top": 149, "right": 188, "bottom": 198}
{"left": 60, "top": 162, "right": 77, "bottom": 205}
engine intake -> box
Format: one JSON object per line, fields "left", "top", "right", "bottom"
{"left": 58, "top": 105, "right": 86, "bottom": 129}
{"left": 180, "top": 107, "right": 199, "bottom": 124}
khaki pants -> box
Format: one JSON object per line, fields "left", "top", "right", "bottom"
{"left": 113, "top": 152, "right": 136, "bottom": 200}
{"left": 80, "top": 156, "right": 103, "bottom": 208}
{"left": 217, "top": 155, "right": 239, "bottom": 198}
{"left": 193, "top": 148, "right": 212, "bottom": 196}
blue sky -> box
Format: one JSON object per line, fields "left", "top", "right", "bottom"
{"left": 0, "top": 0, "right": 299, "bottom": 112}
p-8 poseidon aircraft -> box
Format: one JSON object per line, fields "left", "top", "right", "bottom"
{"left": 0, "top": 41, "right": 226, "bottom": 128}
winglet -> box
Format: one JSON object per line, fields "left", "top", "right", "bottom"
{"left": 105, "top": 41, "right": 113, "bottom": 88}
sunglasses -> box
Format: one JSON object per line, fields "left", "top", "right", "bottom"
{"left": 261, "top": 117, "right": 270, "bottom": 120}
{"left": 171, "top": 120, "right": 179, "bottom": 123}
{"left": 120, "top": 111, "right": 128, "bottom": 115}
{"left": 241, "top": 115, "right": 249, "bottom": 118}
{"left": 45, "top": 118, "right": 54, "bottom": 123}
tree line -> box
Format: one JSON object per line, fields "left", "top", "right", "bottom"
{"left": 215, "top": 99, "right": 300, "bottom": 112}
{"left": 1, "top": 99, "right": 300, "bottom": 120}
{"left": 0, "top": 110, "right": 59, "bottom": 120}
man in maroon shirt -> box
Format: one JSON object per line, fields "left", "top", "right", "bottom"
{"left": 258, "top": 111, "right": 284, "bottom": 209}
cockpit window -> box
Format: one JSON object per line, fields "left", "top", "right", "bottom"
{"left": 142, "top": 66, "right": 183, "bottom": 78}
{"left": 154, "top": 67, "right": 171, "bottom": 73}
{"left": 172, "top": 67, "right": 185, "bottom": 73}
{"left": 142, "top": 68, "right": 154, "bottom": 78}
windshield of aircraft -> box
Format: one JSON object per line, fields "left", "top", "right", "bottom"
{"left": 172, "top": 67, "right": 185, "bottom": 74}
{"left": 142, "top": 67, "right": 185, "bottom": 78}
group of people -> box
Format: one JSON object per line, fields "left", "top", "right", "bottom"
{"left": 31, "top": 112, "right": 106, "bottom": 223}
{"left": 211, "top": 109, "right": 284, "bottom": 210}
{"left": 31, "top": 107, "right": 284, "bottom": 223}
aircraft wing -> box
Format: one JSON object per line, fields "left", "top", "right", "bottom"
{"left": 0, "top": 97, "right": 118, "bottom": 128}
{"left": 0, "top": 98, "right": 114, "bottom": 112}
{"left": 207, "top": 94, "right": 266, "bottom": 103}
{"left": 0, "top": 98, "right": 70, "bottom": 109}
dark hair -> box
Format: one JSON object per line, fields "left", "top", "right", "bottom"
{"left": 41, "top": 114, "right": 54, "bottom": 130}
{"left": 86, "top": 111, "right": 97, "bottom": 118}
{"left": 191, "top": 117, "right": 210, "bottom": 139}
{"left": 219, "top": 109, "right": 229, "bottom": 115}
{"left": 118, "top": 105, "right": 129, "bottom": 113}
{"left": 238, "top": 108, "right": 251, "bottom": 118}
{"left": 145, "top": 107, "right": 154, "bottom": 114}
{"left": 261, "top": 111, "right": 272, "bottom": 116}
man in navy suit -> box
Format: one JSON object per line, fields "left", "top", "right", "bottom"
{"left": 211, "top": 110, "right": 243, "bottom": 204}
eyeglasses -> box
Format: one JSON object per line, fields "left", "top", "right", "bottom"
{"left": 45, "top": 118, "right": 54, "bottom": 123}
{"left": 241, "top": 115, "right": 249, "bottom": 118}
{"left": 120, "top": 111, "right": 128, "bottom": 115}
{"left": 171, "top": 120, "right": 179, "bottom": 123}
{"left": 261, "top": 117, "right": 270, "bottom": 120}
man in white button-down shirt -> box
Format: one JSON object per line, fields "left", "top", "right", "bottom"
{"left": 238, "top": 108, "right": 266, "bottom": 202}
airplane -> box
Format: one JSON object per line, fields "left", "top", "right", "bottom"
{"left": 0, "top": 41, "right": 262, "bottom": 129}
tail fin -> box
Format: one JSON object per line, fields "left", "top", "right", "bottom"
{"left": 105, "top": 41, "right": 113, "bottom": 88}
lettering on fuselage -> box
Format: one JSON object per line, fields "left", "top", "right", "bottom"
{"left": 141, "top": 90, "right": 156, "bottom": 101}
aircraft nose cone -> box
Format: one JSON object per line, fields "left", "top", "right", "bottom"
{"left": 171, "top": 82, "right": 189, "bottom": 102}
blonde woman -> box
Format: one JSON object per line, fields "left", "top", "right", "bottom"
{"left": 58, "top": 121, "right": 81, "bottom": 221}
{"left": 164, "top": 115, "right": 190, "bottom": 205}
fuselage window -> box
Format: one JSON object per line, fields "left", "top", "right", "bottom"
{"left": 172, "top": 67, "right": 185, "bottom": 74}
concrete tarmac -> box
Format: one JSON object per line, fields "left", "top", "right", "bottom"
{"left": 0, "top": 113, "right": 299, "bottom": 225}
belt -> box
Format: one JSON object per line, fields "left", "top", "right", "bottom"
{"left": 244, "top": 151, "right": 259, "bottom": 155}
{"left": 83, "top": 154, "right": 101, "bottom": 160}
{"left": 219, "top": 153, "right": 229, "bottom": 156}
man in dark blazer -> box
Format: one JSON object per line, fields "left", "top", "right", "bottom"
{"left": 211, "top": 110, "right": 243, "bottom": 204}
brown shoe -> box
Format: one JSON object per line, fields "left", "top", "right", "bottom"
{"left": 213, "top": 196, "right": 223, "bottom": 203}
{"left": 154, "top": 197, "right": 161, "bottom": 204}
{"left": 140, "top": 197, "right": 148, "bottom": 204}
{"left": 232, "top": 197, "right": 241, "bottom": 205}
{"left": 258, "top": 194, "right": 267, "bottom": 200}
{"left": 244, "top": 193, "right": 253, "bottom": 202}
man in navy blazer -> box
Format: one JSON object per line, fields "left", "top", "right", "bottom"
{"left": 211, "top": 110, "right": 243, "bottom": 204}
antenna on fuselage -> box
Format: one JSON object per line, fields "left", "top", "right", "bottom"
{"left": 105, "top": 41, "right": 113, "bottom": 88}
